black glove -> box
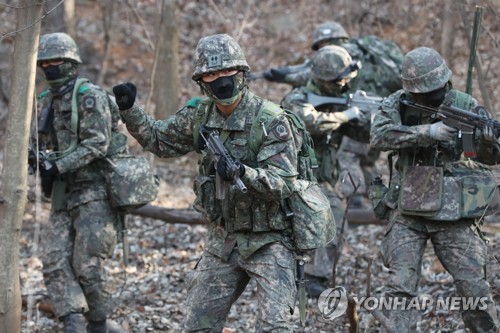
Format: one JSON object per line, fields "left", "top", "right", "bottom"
{"left": 39, "top": 159, "right": 58, "bottom": 178}
{"left": 28, "top": 149, "right": 38, "bottom": 173}
{"left": 112, "top": 82, "right": 137, "bottom": 110}
{"left": 216, "top": 157, "right": 245, "bottom": 181}
{"left": 39, "top": 159, "right": 58, "bottom": 198}
{"left": 263, "top": 68, "right": 288, "bottom": 83}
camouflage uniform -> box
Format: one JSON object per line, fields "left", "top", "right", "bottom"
{"left": 281, "top": 46, "right": 369, "bottom": 282}
{"left": 370, "top": 47, "right": 499, "bottom": 332}
{"left": 34, "top": 33, "right": 125, "bottom": 332}
{"left": 115, "top": 34, "right": 299, "bottom": 332}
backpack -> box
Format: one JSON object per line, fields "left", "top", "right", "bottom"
{"left": 191, "top": 97, "right": 336, "bottom": 250}
{"left": 344, "top": 35, "right": 404, "bottom": 97}
{"left": 44, "top": 77, "right": 159, "bottom": 212}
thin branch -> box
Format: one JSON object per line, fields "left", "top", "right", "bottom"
{"left": 123, "top": 0, "right": 155, "bottom": 51}
{"left": 0, "top": 0, "right": 65, "bottom": 42}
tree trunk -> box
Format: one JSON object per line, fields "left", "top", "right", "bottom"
{"left": 0, "top": 1, "right": 42, "bottom": 332}
{"left": 152, "top": 0, "right": 180, "bottom": 119}
{"left": 440, "top": 0, "right": 455, "bottom": 68}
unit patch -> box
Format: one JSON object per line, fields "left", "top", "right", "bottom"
{"left": 82, "top": 95, "right": 96, "bottom": 110}
{"left": 272, "top": 121, "right": 291, "bottom": 141}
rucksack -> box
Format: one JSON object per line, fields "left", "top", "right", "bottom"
{"left": 344, "top": 35, "right": 404, "bottom": 97}
{"left": 42, "top": 77, "right": 159, "bottom": 212}
{"left": 191, "top": 96, "right": 336, "bottom": 250}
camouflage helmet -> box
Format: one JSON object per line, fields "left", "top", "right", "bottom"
{"left": 311, "top": 21, "right": 350, "bottom": 51}
{"left": 192, "top": 34, "right": 250, "bottom": 81}
{"left": 401, "top": 47, "right": 452, "bottom": 93}
{"left": 37, "top": 32, "right": 82, "bottom": 64}
{"left": 311, "top": 45, "right": 356, "bottom": 81}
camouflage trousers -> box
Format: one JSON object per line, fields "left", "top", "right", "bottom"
{"left": 380, "top": 219, "right": 499, "bottom": 333}
{"left": 183, "top": 242, "right": 296, "bottom": 332}
{"left": 304, "top": 181, "right": 346, "bottom": 279}
{"left": 41, "top": 198, "right": 119, "bottom": 321}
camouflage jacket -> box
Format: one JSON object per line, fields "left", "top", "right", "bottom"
{"left": 120, "top": 90, "right": 298, "bottom": 260}
{"left": 281, "top": 80, "right": 370, "bottom": 185}
{"left": 370, "top": 89, "right": 500, "bottom": 226}
{"left": 35, "top": 78, "right": 123, "bottom": 209}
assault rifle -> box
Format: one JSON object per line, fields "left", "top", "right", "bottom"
{"left": 199, "top": 125, "right": 247, "bottom": 200}
{"left": 400, "top": 99, "right": 500, "bottom": 158}
{"left": 246, "top": 61, "right": 310, "bottom": 82}
{"left": 307, "top": 90, "right": 383, "bottom": 110}
{"left": 307, "top": 90, "right": 383, "bottom": 123}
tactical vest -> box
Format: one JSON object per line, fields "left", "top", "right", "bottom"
{"left": 396, "top": 90, "right": 496, "bottom": 220}
{"left": 190, "top": 93, "right": 321, "bottom": 235}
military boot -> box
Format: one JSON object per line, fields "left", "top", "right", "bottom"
{"left": 62, "top": 313, "right": 87, "bottom": 333}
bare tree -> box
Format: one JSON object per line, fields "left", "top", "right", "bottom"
{"left": 40, "top": 0, "right": 75, "bottom": 35}
{"left": 151, "top": 0, "right": 180, "bottom": 119}
{"left": 0, "top": 1, "right": 42, "bottom": 332}
{"left": 440, "top": 0, "right": 456, "bottom": 68}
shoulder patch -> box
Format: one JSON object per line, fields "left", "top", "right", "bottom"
{"left": 82, "top": 95, "right": 96, "bottom": 110}
{"left": 185, "top": 97, "right": 202, "bottom": 108}
{"left": 271, "top": 120, "right": 292, "bottom": 141}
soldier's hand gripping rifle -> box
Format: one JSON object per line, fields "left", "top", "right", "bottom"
{"left": 199, "top": 125, "right": 247, "bottom": 200}
{"left": 400, "top": 99, "right": 500, "bottom": 158}
{"left": 28, "top": 146, "right": 58, "bottom": 197}
{"left": 307, "top": 90, "right": 383, "bottom": 123}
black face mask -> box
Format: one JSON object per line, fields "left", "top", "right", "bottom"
{"left": 208, "top": 75, "right": 235, "bottom": 100}
{"left": 414, "top": 87, "right": 447, "bottom": 107}
{"left": 43, "top": 65, "right": 64, "bottom": 81}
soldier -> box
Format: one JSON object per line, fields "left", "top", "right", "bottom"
{"left": 33, "top": 33, "right": 127, "bottom": 333}
{"left": 113, "top": 34, "right": 300, "bottom": 332}
{"left": 370, "top": 46, "right": 499, "bottom": 332}
{"left": 281, "top": 45, "right": 370, "bottom": 297}
{"left": 258, "top": 21, "right": 350, "bottom": 88}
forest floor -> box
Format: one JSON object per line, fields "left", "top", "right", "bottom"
{"left": 19, "top": 153, "right": 500, "bottom": 333}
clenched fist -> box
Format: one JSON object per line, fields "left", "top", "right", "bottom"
{"left": 112, "top": 82, "right": 137, "bottom": 110}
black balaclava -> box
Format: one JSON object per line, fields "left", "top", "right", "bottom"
{"left": 412, "top": 83, "right": 449, "bottom": 107}
{"left": 42, "top": 61, "right": 79, "bottom": 88}
{"left": 200, "top": 72, "right": 247, "bottom": 105}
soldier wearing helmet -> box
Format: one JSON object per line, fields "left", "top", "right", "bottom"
{"left": 252, "top": 20, "right": 351, "bottom": 87}
{"left": 281, "top": 45, "right": 372, "bottom": 298}
{"left": 113, "top": 34, "right": 300, "bottom": 331}
{"left": 370, "top": 47, "right": 499, "bottom": 332}
{"left": 311, "top": 21, "right": 350, "bottom": 51}
{"left": 32, "top": 32, "right": 127, "bottom": 333}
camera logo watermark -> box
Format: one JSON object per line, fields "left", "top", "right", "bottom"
{"left": 318, "top": 287, "right": 489, "bottom": 321}
{"left": 317, "top": 286, "right": 348, "bottom": 320}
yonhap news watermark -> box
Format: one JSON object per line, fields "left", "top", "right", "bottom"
{"left": 318, "top": 287, "right": 489, "bottom": 320}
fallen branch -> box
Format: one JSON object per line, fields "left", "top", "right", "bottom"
{"left": 130, "top": 204, "right": 385, "bottom": 226}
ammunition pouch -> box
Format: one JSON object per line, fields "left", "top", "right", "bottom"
{"left": 193, "top": 175, "right": 221, "bottom": 223}
{"left": 395, "top": 162, "right": 497, "bottom": 221}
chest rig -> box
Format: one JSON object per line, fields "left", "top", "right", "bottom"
{"left": 190, "top": 94, "right": 291, "bottom": 233}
